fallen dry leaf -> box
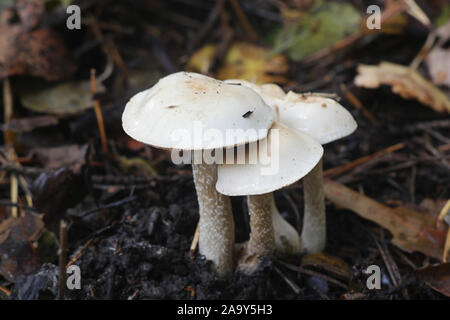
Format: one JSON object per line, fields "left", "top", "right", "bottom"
{"left": 301, "top": 252, "right": 353, "bottom": 282}
{"left": 18, "top": 80, "right": 104, "bottom": 115}
{"left": 188, "top": 42, "right": 289, "bottom": 84}
{"left": 0, "top": 210, "right": 44, "bottom": 282}
{"left": 0, "top": 6, "right": 75, "bottom": 80}
{"left": 217, "top": 42, "right": 288, "bottom": 83}
{"left": 324, "top": 179, "right": 447, "bottom": 260}
{"left": 426, "top": 21, "right": 450, "bottom": 87}
{"left": 187, "top": 44, "right": 216, "bottom": 75}
{"left": 415, "top": 263, "right": 450, "bottom": 297}
{"left": 354, "top": 61, "right": 450, "bottom": 113}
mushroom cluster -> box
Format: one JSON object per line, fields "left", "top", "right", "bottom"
{"left": 216, "top": 79, "right": 357, "bottom": 272}
{"left": 122, "top": 72, "right": 357, "bottom": 277}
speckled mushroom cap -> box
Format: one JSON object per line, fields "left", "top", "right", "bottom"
{"left": 122, "top": 72, "right": 275, "bottom": 150}
{"left": 280, "top": 91, "right": 357, "bottom": 144}
{"left": 216, "top": 122, "right": 323, "bottom": 196}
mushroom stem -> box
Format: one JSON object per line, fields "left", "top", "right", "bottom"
{"left": 301, "top": 157, "right": 326, "bottom": 253}
{"left": 238, "top": 193, "right": 275, "bottom": 273}
{"left": 270, "top": 193, "right": 301, "bottom": 255}
{"left": 192, "top": 163, "right": 234, "bottom": 277}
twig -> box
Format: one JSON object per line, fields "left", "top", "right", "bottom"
{"left": 324, "top": 143, "right": 406, "bottom": 178}
{"left": 410, "top": 31, "right": 436, "bottom": 69}
{"left": 423, "top": 128, "right": 450, "bottom": 145}
{"left": 3, "top": 79, "right": 18, "bottom": 218}
{"left": 372, "top": 231, "right": 401, "bottom": 288}
{"left": 437, "top": 200, "right": 450, "bottom": 227}
{"left": 297, "top": 266, "right": 349, "bottom": 290}
{"left": 0, "top": 200, "right": 37, "bottom": 211}
{"left": 274, "top": 266, "right": 301, "bottom": 295}
{"left": 0, "top": 164, "right": 49, "bottom": 176}
{"left": 188, "top": 0, "right": 222, "bottom": 52}
{"left": 190, "top": 222, "right": 200, "bottom": 259}
{"left": 90, "top": 69, "right": 109, "bottom": 154}
{"left": 404, "top": 0, "right": 431, "bottom": 27}
{"left": 339, "top": 83, "right": 380, "bottom": 126}
{"left": 3, "top": 78, "right": 13, "bottom": 145}
{"left": 393, "top": 247, "right": 417, "bottom": 270}
{"left": 444, "top": 229, "right": 450, "bottom": 263}
{"left": 10, "top": 171, "right": 18, "bottom": 218}
{"left": 278, "top": 260, "right": 349, "bottom": 289}
{"left": 58, "top": 220, "right": 68, "bottom": 300}
{"left": 18, "top": 201, "right": 39, "bottom": 257}
{"left": 229, "top": 0, "right": 258, "bottom": 42}
{"left": 78, "top": 195, "right": 136, "bottom": 217}
{"left": 0, "top": 285, "right": 11, "bottom": 297}
{"left": 18, "top": 175, "right": 33, "bottom": 207}
{"left": 437, "top": 199, "right": 450, "bottom": 262}
{"left": 66, "top": 238, "right": 96, "bottom": 269}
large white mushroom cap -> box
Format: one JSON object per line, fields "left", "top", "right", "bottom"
{"left": 122, "top": 72, "right": 275, "bottom": 150}
{"left": 216, "top": 122, "right": 323, "bottom": 196}
{"left": 280, "top": 91, "right": 357, "bottom": 144}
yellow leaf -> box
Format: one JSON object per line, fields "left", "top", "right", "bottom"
{"left": 217, "top": 42, "right": 288, "bottom": 84}
{"left": 186, "top": 44, "right": 216, "bottom": 74}
{"left": 355, "top": 62, "right": 450, "bottom": 113}
{"left": 187, "top": 42, "right": 288, "bottom": 84}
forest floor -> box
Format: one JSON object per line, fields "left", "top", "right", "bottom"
{"left": 0, "top": 0, "right": 449, "bottom": 300}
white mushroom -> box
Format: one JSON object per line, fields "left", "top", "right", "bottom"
{"left": 225, "top": 80, "right": 357, "bottom": 256}
{"left": 223, "top": 80, "right": 300, "bottom": 256}
{"left": 279, "top": 92, "right": 357, "bottom": 253}
{"left": 216, "top": 122, "right": 323, "bottom": 272}
{"left": 122, "top": 72, "right": 275, "bottom": 276}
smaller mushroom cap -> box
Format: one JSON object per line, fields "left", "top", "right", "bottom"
{"left": 225, "top": 79, "right": 285, "bottom": 109}
{"left": 122, "top": 72, "right": 275, "bottom": 150}
{"left": 216, "top": 122, "right": 323, "bottom": 196}
{"left": 280, "top": 92, "right": 357, "bottom": 144}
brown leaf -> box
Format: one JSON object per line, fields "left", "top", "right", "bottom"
{"left": 0, "top": 210, "right": 44, "bottom": 282}
{"left": 354, "top": 61, "right": 450, "bottom": 113}
{"left": 415, "top": 263, "right": 450, "bottom": 297}
{"left": 324, "top": 179, "right": 447, "bottom": 260}
{"left": 0, "top": 7, "right": 75, "bottom": 80}
{"left": 301, "top": 252, "right": 353, "bottom": 282}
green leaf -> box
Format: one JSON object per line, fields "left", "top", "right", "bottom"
{"left": 274, "top": 1, "right": 361, "bottom": 61}
{"left": 38, "top": 231, "right": 59, "bottom": 263}
{"left": 16, "top": 78, "right": 104, "bottom": 115}
{"left": 435, "top": 3, "right": 450, "bottom": 27}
